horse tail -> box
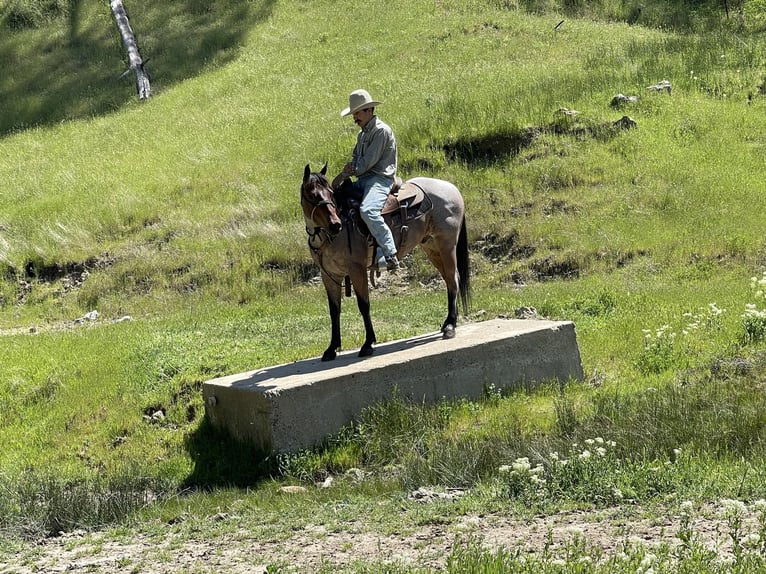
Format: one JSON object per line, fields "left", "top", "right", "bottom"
{"left": 457, "top": 215, "right": 471, "bottom": 315}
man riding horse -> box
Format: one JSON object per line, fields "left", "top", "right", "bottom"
{"left": 332, "top": 89, "right": 400, "bottom": 272}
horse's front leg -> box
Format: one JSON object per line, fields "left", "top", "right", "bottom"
{"left": 322, "top": 280, "right": 343, "bottom": 361}
{"left": 350, "top": 269, "right": 376, "bottom": 357}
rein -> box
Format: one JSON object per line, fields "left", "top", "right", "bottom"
{"left": 302, "top": 193, "right": 339, "bottom": 251}
{"left": 306, "top": 225, "right": 334, "bottom": 252}
{"left": 302, "top": 187, "right": 347, "bottom": 287}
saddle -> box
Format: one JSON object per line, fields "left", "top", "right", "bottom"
{"left": 334, "top": 177, "right": 431, "bottom": 237}
{"left": 381, "top": 177, "right": 426, "bottom": 218}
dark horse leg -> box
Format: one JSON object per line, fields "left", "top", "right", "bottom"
{"left": 351, "top": 269, "right": 377, "bottom": 357}
{"left": 321, "top": 271, "right": 377, "bottom": 360}
{"left": 422, "top": 240, "right": 460, "bottom": 339}
{"left": 322, "top": 280, "right": 342, "bottom": 361}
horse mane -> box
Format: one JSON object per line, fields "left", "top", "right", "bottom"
{"left": 307, "top": 171, "right": 330, "bottom": 190}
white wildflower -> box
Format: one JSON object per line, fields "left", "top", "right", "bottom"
{"left": 499, "top": 465, "right": 512, "bottom": 474}
{"left": 709, "top": 303, "right": 725, "bottom": 315}
{"left": 744, "top": 533, "right": 761, "bottom": 548}
{"left": 529, "top": 464, "right": 544, "bottom": 476}
{"left": 579, "top": 450, "right": 591, "bottom": 460}
{"left": 512, "top": 457, "right": 531, "bottom": 473}
{"left": 640, "top": 552, "right": 657, "bottom": 568}
{"left": 720, "top": 498, "right": 747, "bottom": 517}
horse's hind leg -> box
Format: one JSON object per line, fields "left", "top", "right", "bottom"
{"left": 421, "top": 240, "right": 459, "bottom": 339}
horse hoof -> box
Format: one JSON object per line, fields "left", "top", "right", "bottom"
{"left": 442, "top": 325, "right": 456, "bottom": 339}
{"left": 358, "top": 346, "right": 374, "bottom": 358}
{"left": 322, "top": 350, "right": 337, "bottom": 362}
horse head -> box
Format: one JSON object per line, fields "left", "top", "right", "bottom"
{"left": 301, "top": 163, "right": 342, "bottom": 235}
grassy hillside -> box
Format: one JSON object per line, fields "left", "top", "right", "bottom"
{"left": 3, "top": 0, "right": 766, "bottom": 564}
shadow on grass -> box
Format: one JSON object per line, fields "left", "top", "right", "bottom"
{"left": 0, "top": 0, "right": 275, "bottom": 136}
{"left": 182, "top": 417, "right": 277, "bottom": 489}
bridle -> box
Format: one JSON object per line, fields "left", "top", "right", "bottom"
{"left": 301, "top": 178, "right": 349, "bottom": 287}
{"left": 301, "top": 179, "right": 340, "bottom": 253}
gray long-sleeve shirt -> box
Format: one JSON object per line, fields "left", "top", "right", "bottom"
{"left": 352, "top": 115, "right": 397, "bottom": 178}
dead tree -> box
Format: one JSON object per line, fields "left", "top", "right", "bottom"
{"left": 110, "top": 0, "right": 151, "bottom": 99}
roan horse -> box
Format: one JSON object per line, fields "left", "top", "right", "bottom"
{"left": 300, "top": 163, "right": 470, "bottom": 361}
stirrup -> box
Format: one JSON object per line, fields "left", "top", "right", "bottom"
{"left": 368, "top": 253, "right": 387, "bottom": 272}
{"left": 368, "top": 253, "right": 399, "bottom": 273}
{"left": 385, "top": 255, "right": 400, "bottom": 272}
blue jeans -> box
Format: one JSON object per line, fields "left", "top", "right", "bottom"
{"left": 358, "top": 175, "right": 397, "bottom": 258}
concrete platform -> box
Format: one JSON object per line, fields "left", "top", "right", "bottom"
{"left": 202, "top": 318, "right": 583, "bottom": 453}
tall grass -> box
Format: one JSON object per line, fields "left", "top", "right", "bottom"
{"left": 286, "top": 349, "right": 766, "bottom": 496}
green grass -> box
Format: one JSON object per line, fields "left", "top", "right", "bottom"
{"left": 4, "top": 0, "right": 766, "bottom": 569}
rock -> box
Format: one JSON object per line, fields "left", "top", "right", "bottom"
{"left": 515, "top": 306, "right": 540, "bottom": 320}
{"left": 345, "top": 468, "right": 367, "bottom": 481}
{"left": 610, "top": 93, "right": 639, "bottom": 107}
{"left": 613, "top": 115, "right": 637, "bottom": 130}
{"left": 74, "top": 310, "right": 99, "bottom": 325}
{"left": 648, "top": 80, "right": 672, "bottom": 94}
{"left": 409, "top": 487, "right": 466, "bottom": 502}
{"left": 555, "top": 107, "right": 579, "bottom": 117}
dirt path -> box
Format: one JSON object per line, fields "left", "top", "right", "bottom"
{"left": 1, "top": 504, "right": 750, "bottom": 573}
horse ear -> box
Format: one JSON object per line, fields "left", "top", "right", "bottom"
{"left": 320, "top": 163, "right": 328, "bottom": 176}
{"left": 303, "top": 164, "right": 311, "bottom": 183}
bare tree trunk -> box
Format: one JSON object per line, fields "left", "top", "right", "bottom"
{"left": 110, "top": 0, "right": 151, "bottom": 99}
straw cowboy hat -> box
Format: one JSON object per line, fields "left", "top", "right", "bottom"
{"left": 341, "top": 89, "right": 383, "bottom": 116}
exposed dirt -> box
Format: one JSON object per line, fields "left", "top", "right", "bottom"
{"left": 0, "top": 502, "right": 756, "bottom": 573}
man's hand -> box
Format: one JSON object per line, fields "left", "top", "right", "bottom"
{"left": 331, "top": 172, "right": 349, "bottom": 190}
